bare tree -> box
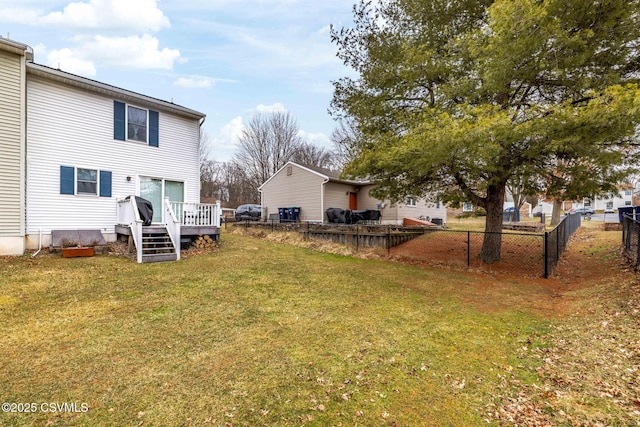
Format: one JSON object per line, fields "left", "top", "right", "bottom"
{"left": 233, "top": 112, "right": 303, "bottom": 190}
{"left": 331, "top": 117, "right": 362, "bottom": 171}
{"left": 292, "top": 142, "right": 336, "bottom": 171}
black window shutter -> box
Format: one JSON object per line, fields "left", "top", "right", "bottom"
{"left": 99, "top": 170, "right": 112, "bottom": 197}
{"left": 114, "top": 101, "right": 126, "bottom": 141}
{"left": 60, "top": 166, "right": 75, "bottom": 195}
{"left": 149, "top": 110, "right": 159, "bottom": 147}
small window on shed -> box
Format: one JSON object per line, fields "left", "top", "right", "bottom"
{"left": 287, "top": 165, "right": 293, "bottom": 176}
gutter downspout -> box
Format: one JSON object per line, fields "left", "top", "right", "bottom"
{"left": 30, "top": 228, "right": 42, "bottom": 258}
{"left": 320, "top": 177, "right": 329, "bottom": 223}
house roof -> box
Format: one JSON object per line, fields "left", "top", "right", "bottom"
{"left": 258, "top": 161, "right": 371, "bottom": 191}
{"left": 26, "top": 62, "right": 206, "bottom": 121}
{"left": 0, "top": 37, "right": 33, "bottom": 58}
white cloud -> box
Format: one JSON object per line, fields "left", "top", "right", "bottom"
{"left": 0, "top": 7, "right": 43, "bottom": 24}
{"left": 298, "top": 130, "right": 332, "bottom": 149}
{"left": 173, "top": 77, "right": 213, "bottom": 89}
{"left": 79, "top": 34, "right": 180, "bottom": 70}
{"left": 36, "top": 35, "right": 180, "bottom": 72}
{"left": 9, "top": 0, "right": 171, "bottom": 33}
{"left": 206, "top": 116, "right": 245, "bottom": 161}
{"left": 46, "top": 48, "right": 97, "bottom": 76}
{"left": 255, "top": 103, "right": 287, "bottom": 114}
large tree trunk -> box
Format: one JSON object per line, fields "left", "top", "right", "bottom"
{"left": 550, "top": 199, "right": 563, "bottom": 226}
{"left": 479, "top": 185, "right": 505, "bottom": 264}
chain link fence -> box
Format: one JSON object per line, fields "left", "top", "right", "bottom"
{"left": 234, "top": 214, "right": 582, "bottom": 278}
{"left": 543, "top": 212, "right": 582, "bottom": 277}
{"left": 622, "top": 216, "right": 640, "bottom": 269}
{"left": 390, "top": 229, "right": 546, "bottom": 277}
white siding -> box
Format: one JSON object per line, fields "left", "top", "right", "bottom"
{"left": 260, "top": 164, "right": 325, "bottom": 221}
{"left": 0, "top": 49, "right": 25, "bottom": 238}
{"left": 26, "top": 75, "right": 201, "bottom": 235}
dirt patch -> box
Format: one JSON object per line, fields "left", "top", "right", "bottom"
{"left": 389, "top": 230, "right": 546, "bottom": 277}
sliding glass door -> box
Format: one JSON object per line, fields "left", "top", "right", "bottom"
{"left": 139, "top": 178, "right": 185, "bottom": 224}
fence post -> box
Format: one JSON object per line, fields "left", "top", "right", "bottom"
{"left": 625, "top": 218, "right": 631, "bottom": 250}
{"left": 467, "top": 231, "right": 471, "bottom": 267}
{"left": 636, "top": 222, "right": 640, "bottom": 269}
{"left": 387, "top": 225, "right": 391, "bottom": 257}
{"left": 556, "top": 225, "right": 560, "bottom": 265}
{"left": 543, "top": 231, "right": 549, "bottom": 278}
{"left": 356, "top": 225, "right": 359, "bottom": 252}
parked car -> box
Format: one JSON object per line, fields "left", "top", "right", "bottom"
{"left": 235, "top": 204, "right": 262, "bottom": 221}
{"left": 573, "top": 207, "right": 595, "bottom": 216}
{"left": 604, "top": 207, "right": 615, "bottom": 214}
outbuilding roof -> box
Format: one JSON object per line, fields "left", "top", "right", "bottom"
{"left": 259, "top": 161, "right": 371, "bottom": 190}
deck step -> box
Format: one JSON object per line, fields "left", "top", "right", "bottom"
{"left": 139, "top": 226, "right": 177, "bottom": 263}
{"left": 142, "top": 253, "right": 178, "bottom": 263}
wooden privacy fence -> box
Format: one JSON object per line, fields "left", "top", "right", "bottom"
{"left": 302, "top": 224, "right": 429, "bottom": 251}
{"left": 237, "top": 221, "right": 431, "bottom": 252}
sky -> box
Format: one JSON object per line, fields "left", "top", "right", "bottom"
{"left": 0, "top": 0, "right": 358, "bottom": 161}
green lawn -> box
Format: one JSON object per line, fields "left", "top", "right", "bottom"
{"left": 0, "top": 231, "right": 636, "bottom": 426}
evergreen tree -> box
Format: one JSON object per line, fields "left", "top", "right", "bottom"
{"left": 331, "top": 0, "right": 640, "bottom": 262}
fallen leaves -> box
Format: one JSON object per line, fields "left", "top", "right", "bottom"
{"left": 485, "top": 268, "right": 640, "bottom": 426}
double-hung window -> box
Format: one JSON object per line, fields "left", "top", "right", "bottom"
{"left": 127, "top": 106, "right": 147, "bottom": 143}
{"left": 114, "top": 101, "right": 159, "bottom": 147}
{"left": 60, "top": 166, "right": 112, "bottom": 197}
{"left": 405, "top": 196, "right": 417, "bottom": 207}
{"left": 77, "top": 168, "right": 98, "bottom": 195}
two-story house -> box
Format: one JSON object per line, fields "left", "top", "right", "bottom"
{"left": 0, "top": 37, "right": 219, "bottom": 261}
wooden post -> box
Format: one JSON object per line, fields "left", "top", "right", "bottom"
{"left": 467, "top": 231, "right": 470, "bottom": 267}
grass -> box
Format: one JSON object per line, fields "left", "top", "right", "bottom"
{"left": 0, "top": 229, "right": 636, "bottom": 426}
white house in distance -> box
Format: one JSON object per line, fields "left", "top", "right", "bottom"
{"left": 258, "top": 162, "right": 447, "bottom": 225}
{"left": 532, "top": 188, "right": 633, "bottom": 216}
{"left": 0, "top": 37, "right": 220, "bottom": 261}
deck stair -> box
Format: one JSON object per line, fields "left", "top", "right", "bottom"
{"left": 141, "top": 226, "right": 177, "bottom": 263}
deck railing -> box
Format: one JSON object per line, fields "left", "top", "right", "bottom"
{"left": 163, "top": 198, "right": 181, "bottom": 261}
{"left": 117, "top": 198, "right": 221, "bottom": 263}
{"left": 116, "top": 197, "right": 143, "bottom": 263}
{"left": 171, "top": 201, "right": 222, "bottom": 227}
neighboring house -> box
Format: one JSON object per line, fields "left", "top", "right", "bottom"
{"left": 533, "top": 190, "right": 633, "bottom": 219}
{"left": 455, "top": 190, "right": 533, "bottom": 217}
{"left": 0, "top": 38, "right": 219, "bottom": 261}
{"left": 531, "top": 201, "right": 555, "bottom": 216}
{"left": 565, "top": 192, "right": 632, "bottom": 212}
{"left": 258, "top": 162, "right": 447, "bottom": 225}
{"left": 535, "top": 188, "right": 634, "bottom": 215}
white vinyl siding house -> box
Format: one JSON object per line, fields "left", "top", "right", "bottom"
{"left": 0, "top": 37, "right": 215, "bottom": 258}
{"left": 24, "top": 66, "right": 203, "bottom": 248}
{"left": 0, "top": 40, "right": 28, "bottom": 255}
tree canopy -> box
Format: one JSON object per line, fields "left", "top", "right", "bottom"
{"left": 331, "top": 0, "right": 640, "bottom": 262}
